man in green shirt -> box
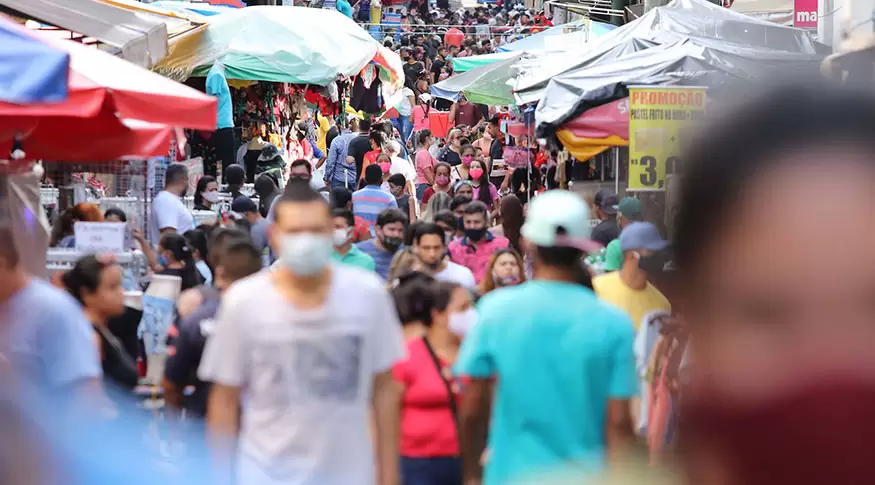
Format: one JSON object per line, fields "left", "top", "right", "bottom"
{"left": 604, "top": 197, "right": 644, "bottom": 272}
{"left": 330, "top": 208, "right": 376, "bottom": 271}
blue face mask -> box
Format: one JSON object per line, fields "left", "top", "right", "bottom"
{"left": 158, "top": 253, "right": 169, "bottom": 267}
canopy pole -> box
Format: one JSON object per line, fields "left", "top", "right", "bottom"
{"left": 613, "top": 147, "right": 620, "bottom": 195}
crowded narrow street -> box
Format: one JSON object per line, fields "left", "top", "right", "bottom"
{"left": 0, "top": 0, "right": 873, "bottom": 484}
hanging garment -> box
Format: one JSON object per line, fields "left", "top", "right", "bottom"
{"left": 350, "top": 65, "right": 382, "bottom": 114}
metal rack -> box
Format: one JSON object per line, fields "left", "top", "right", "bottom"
{"left": 46, "top": 248, "right": 151, "bottom": 290}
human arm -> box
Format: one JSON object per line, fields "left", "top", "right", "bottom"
{"left": 449, "top": 102, "right": 458, "bottom": 125}
{"left": 324, "top": 138, "right": 340, "bottom": 183}
{"left": 407, "top": 196, "right": 417, "bottom": 222}
{"left": 606, "top": 319, "right": 639, "bottom": 465}
{"left": 132, "top": 228, "right": 160, "bottom": 272}
{"left": 370, "top": 286, "right": 405, "bottom": 485}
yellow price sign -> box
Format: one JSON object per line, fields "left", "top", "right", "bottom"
{"left": 628, "top": 86, "right": 706, "bottom": 191}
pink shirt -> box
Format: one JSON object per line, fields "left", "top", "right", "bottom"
{"left": 412, "top": 105, "right": 430, "bottom": 132}
{"left": 473, "top": 182, "right": 499, "bottom": 203}
{"left": 415, "top": 148, "right": 436, "bottom": 185}
{"left": 448, "top": 231, "right": 510, "bottom": 283}
{"left": 392, "top": 338, "right": 461, "bottom": 457}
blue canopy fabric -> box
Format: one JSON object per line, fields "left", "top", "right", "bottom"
{"left": 0, "top": 17, "right": 69, "bottom": 104}
{"left": 499, "top": 19, "right": 617, "bottom": 53}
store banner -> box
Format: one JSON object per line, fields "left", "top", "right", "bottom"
{"left": 628, "top": 86, "right": 706, "bottom": 191}
{"left": 794, "top": 0, "right": 818, "bottom": 28}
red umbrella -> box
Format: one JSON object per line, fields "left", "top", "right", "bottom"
{"left": 0, "top": 35, "right": 216, "bottom": 129}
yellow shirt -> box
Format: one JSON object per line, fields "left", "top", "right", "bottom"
{"left": 316, "top": 114, "right": 331, "bottom": 154}
{"left": 593, "top": 271, "right": 671, "bottom": 330}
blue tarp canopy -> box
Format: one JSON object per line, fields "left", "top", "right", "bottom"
{"left": 499, "top": 19, "right": 617, "bottom": 52}
{"left": 0, "top": 17, "right": 69, "bottom": 103}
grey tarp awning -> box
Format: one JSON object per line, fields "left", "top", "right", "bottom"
{"left": 0, "top": 0, "right": 168, "bottom": 67}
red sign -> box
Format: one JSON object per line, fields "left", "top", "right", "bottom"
{"left": 794, "top": 0, "right": 818, "bottom": 28}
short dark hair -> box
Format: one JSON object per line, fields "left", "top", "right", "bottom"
{"left": 103, "top": 207, "right": 127, "bottom": 222}
{"left": 332, "top": 208, "right": 355, "bottom": 228}
{"left": 165, "top": 164, "right": 189, "bottom": 187}
{"left": 274, "top": 180, "right": 328, "bottom": 223}
{"left": 434, "top": 209, "right": 457, "bottom": 228}
{"left": 376, "top": 208, "right": 409, "bottom": 228}
{"left": 387, "top": 173, "right": 406, "bottom": 187}
{"left": 417, "top": 129, "right": 432, "bottom": 146}
{"left": 359, "top": 117, "right": 372, "bottom": 132}
{"left": 221, "top": 239, "right": 263, "bottom": 282}
{"left": 450, "top": 195, "right": 472, "bottom": 211}
{"left": 290, "top": 158, "right": 311, "bottom": 174}
{"left": 364, "top": 164, "right": 383, "bottom": 185}
{"left": 329, "top": 187, "right": 353, "bottom": 209}
{"left": 225, "top": 164, "right": 246, "bottom": 186}
{"left": 536, "top": 246, "right": 592, "bottom": 289}
{"left": 414, "top": 222, "right": 445, "bottom": 245}
{"left": 488, "top": 115, "right": 501, "bottom": 126}
{"left": 464, "top": 200, "right": 489, "bottom": 217}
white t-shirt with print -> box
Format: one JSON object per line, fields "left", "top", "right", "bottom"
{"left": 435, "top": 261, "right": 476, "bottom": 289}
{"left": 150, "top": 190, "right": 194, "bottom": 243}
{"left": 397, "top": 87, "right": 415, "bottom": 117}
{"left": 198, "top": 264, "right": 405, "bottom": 485}
{"left": 390, "top": 155, "right": 416, "bottom": 182}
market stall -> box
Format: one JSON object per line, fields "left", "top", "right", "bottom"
{"left": 0, "top": 15, "right": 69, "bottom": 103}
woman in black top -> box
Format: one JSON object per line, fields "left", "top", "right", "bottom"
{"left": 438, "top": 129, "right": 464, "bottom": 167}
{"left": 62, "top": 255, "right": 139, "bottom": 390}
{"left": 193, "top": 176, "right": 219, "bottom": 211}
{"left": 225, "top": 165, "right": 246, "bottom": 200}
{"left": 254, "top": 173, "right": 281, "bottom": 218}
{"left": 156, "top": 233, "right": 204, "bottom": 291}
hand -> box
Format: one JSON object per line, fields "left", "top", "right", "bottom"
{"left": 132, "top": 228, "right": 146, "bottom": 243}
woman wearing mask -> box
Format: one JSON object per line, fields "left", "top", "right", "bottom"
{"left": 477, "top": 248, "right": 525, "bottom": 294}
{"left": 183, "top": 228, "right": 212, "bottom": 286}
{"left": 374, "top": 153, "right": 395, "bottom": 191}
{"left": 674, "top": 83, "right": 875, "bottom": 484}
{"left": 389, "top": 173, "right": 417, "bottom": 223}
{"left": 193, "top": 176, "right": 219, "bottom": 211}
{"left": 421, "top": 162, "right": 453, "bottom": 210}
{"left": 156, "top": 232, "right": 203, "bottom": 291}
{"left": 438, "top": 129, "right": 464, "bottom": 167}
{"left": 469, "top": 159, "right": 499, "bottom": 214}
{"left": 451, "top": 144, "right": 475, "bottom": 182}
{"left": 359, "top": 131, "right": 386, "bottom": 186}
{"left": 415, "top": 129, "right": 437, "bottom": 201}
{"left": 62, "top": 254, "right": 138, "bottom": 390}
{"left": 392, "top": 278, "right": 474, "bottom": 485}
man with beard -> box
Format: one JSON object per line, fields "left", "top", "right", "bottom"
{"left": 413, "top": 222, "right": 476, "bottom": 289}
{"left": 355, "top": 208, "right": 409, "bottom": 279}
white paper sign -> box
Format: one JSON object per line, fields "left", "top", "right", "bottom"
{"left": 74, "top": 222, "right": 126, "bottom": 254}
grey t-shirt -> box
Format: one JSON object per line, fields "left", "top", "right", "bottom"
{"left": 250, "top": 218, "right": 270, "bottom": 254}
{"left": 198, "top": 264, "right": 405, "bottom": 485}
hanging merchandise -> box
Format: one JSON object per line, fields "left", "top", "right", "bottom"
{"left": 349, "top": 64, "right": 383, "bottom": 114}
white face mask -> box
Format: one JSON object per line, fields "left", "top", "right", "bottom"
{"left": 448, "top": 308, "right": 477, "bottom": 337}
{"left": 202, "top": 191, "right": 220, "bottom": 204}
{"left": 279, "top": 233, "right": 332, "bottom": 276}
{"left": 332, "top": 228, "right": 350, "bottom": 247}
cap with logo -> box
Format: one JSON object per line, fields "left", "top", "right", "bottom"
{"left": 615, "top": 197, "right": 644, "bottom": 221}
{"left": 619, "top": 222, "right": 669, "bottom": 252}
{"left": 521, "top": 190, "right": 602, "bottom": 253}
{"left": 593, "top": 188, "right": 619, "bottom": 215}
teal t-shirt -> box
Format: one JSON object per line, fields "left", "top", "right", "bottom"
{"left": 603, "top": 239, "right": 623, "bottom": 272}
{"left": 455, "top": 281, "right": 637, "bottom": 485}
{"left": 331, "top": 245, "right": 376, "bottom": 271}
{"left": 336, "top": 0, "right": 353, "bottom": 18}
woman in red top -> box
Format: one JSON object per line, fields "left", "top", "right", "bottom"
{"left": 391, "top": 275, "right": 475, "bottom": 485}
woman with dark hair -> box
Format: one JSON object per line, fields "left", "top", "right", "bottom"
{"left": 468, "top": 159, "right": 498, "bottom": 213}
{"left": 62, "top": 254, "right": 137, "bottom": 390}
{"left": 254, "top": 173, "right": 281, "bottom": 218}
{"left": 193, "top": 176, "right": 219, "bottom": 211}
{"left": 103, "top": 207, "right": 127, "bottom": 223}
{"left": 51, "top": 209, "right": 77, "bottom": 248}
{"left": 156, "top": 233, "right": 203, "bottom": 291}
{"left": 491, "top": 194, "right": 523, "bottom": 254}
{"left": 420, "top": 162, "right": 453, "bottom": 212}
{"left": 390, "top": 275, "right": 473, "bottom": 485}
{"left": 183, "top": 228, "right": 212, "bottom": 286}
{"left": 670, "top": 82, "right": 875, "bottom": 484}
{"left": 224, "top": 164, "right": 246, "bottom": 200}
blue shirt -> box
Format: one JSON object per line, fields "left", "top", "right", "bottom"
{"left": 352, "top": 185, "right": 397, "bottom": 224}
{"left": 455, "top": 281, "right": 637, "bottom": 485}
{"left": 355, "top": 239, "right": 396, "bottom": 279}
{"left": 336, "top": 0, "right": 353, "bottom": 18}
{"left": 324, "top": 132, "right": 358, "bottom": 187}
{"left": 206, "top": 64, "right": 234, "bottom": 129}
{"left": 0, "top": 278, "right": 101, "bottom": 387}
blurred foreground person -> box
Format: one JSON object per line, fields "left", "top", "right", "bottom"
{"left": 456, "top": 191, "right": 637, "bottom": 485}
{"left": 199, "top": 181, "right": 404, "bottom": 485}
{"left": 676, "top": 83, "right": 875, "bottom": 485}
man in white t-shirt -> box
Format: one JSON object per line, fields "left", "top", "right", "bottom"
{"left": 199, "top": 180, "right": 404, "bottom": 485}
{"left": 150, "top": 163, "right": 194, "bottom": 243}
{"left": 413, "top": 222, "right": 476, "bottom": 289}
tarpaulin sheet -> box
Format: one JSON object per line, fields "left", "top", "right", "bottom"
{"left": 0, "top": 16, "right": 68, "bottom": 103}
{"left": 431, "top": 53, "right": 526, "bottom": 106}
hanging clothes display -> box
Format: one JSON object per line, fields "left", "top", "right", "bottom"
{"left": 349, "top": 64, "right": 382, "bottom": 114}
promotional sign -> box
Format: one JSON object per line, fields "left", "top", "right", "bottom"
{"left": 74, "top": 222, "right": 127, "bottom": 254}
{"left": 182, "top": 157, "right": 204, "bottom": 195}
{"left": 502, "top": 146, "right": 530, "bottom": 169}
{"left": 794, "top": 0, "right": 818, "bottom": 28}
{"left": 383, "top": 11, "right": 402, "bottom": 41}
{"left": 628, "top": 86, "right": 706, "bottom": 191}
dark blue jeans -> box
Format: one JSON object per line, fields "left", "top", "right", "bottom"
{"left": 401, "top": 456, "right": 462, "bottom": 485}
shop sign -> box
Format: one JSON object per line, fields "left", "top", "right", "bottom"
{"left": 794, "top": 0, "right": 818, "bottom": 28}
{"left": 628, "top": 86, "right": 706, "bottom": 191}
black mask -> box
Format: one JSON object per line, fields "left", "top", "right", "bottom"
{"left": 465, "top": 227, "right": 486, "bottom": 241}
{"left": 382, "top": 236, "right": 403, "bottom": 252}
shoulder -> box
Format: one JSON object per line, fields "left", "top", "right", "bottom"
{"left": 332, "top": 263, "right": 385, "bottom": 294}
{"left": 592, "top": 271, "right": 619, "bottom": 289}
{"left": 222, "top": 271, "right": 271, "bottom": 306}
{"left": 448, "top": 238, "right": 463, "bottom": 251}
{"left": 493, "top": 235, "right": 510, "bottom": 247}
{"left": 355, "top": 239, "right": 375, "bottom": 250}
{"left": 29, "top": 280, "right": 83, "bottom": 315}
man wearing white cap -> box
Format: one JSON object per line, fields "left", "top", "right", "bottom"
{"left": 455, "top": 190, "right": 637, "bottom": 485}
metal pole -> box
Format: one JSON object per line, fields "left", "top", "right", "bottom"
{"left": 613, "top": 147, "right": 619, "bottom": 195}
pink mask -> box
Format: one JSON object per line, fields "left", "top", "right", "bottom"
{"left": 462, "top": 155, "right": 473, "bottom": 167}
{"left": 378, "top": 162, "right": 391, "bottom": 173}
{"left": 435, "top": 175, "right": 450, "bottom": 185}
{"left": 469, "top": 168, "right": 484, "bottom": 180}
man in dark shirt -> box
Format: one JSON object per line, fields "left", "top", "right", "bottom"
{"left": 487, "top": 115, "right": 504, "bottom": 162}
{"left": 163, "top": 238, "right": 262, "bottom": 417}
{"left": 452, "top": 95, "right": 485, "bottom": 128}
{"left": 590, "top": 188, "right": 621, "bottom": 247}
{"left": 345, "top": 118, "right": 373, "bottom": 179}
{"left": 402, "top": 48, "right": 425, "bottom": 89}
{"left": 430, "top": 46, "right": 448, "bottom": 83}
